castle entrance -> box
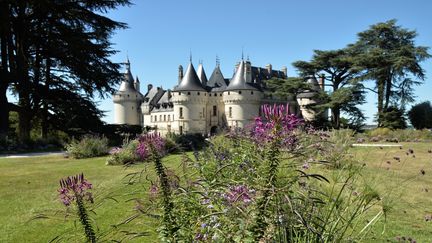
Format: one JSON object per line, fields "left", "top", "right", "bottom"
{"left": 210, "top": 126, "right": 218, "bottom": 136}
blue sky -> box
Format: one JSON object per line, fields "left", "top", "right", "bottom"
{"left": 101, "top": 0, "right": 432, "bottom": 124}
{"left": 11, "top": 0, "right": 432, "bottom": 124}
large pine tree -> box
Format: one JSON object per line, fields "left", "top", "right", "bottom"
{"left": 0, "top": 0, "right": 130, "bottom": 141}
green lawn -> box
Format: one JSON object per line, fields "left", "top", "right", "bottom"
{"left": 0, "top": 154, "right": 183, "bottom": 242}
{"left": 1, "top": 143, "right": 432, "bottom": 242}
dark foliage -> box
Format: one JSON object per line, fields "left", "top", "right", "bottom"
{"left": 408, "top": 101, "right": 432, "bottom": 129}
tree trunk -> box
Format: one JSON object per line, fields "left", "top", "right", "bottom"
{"left": 41, "top": 58, "right": 51, "bottom": 139}
{"left": 377, "top": 79, "right": 385, "bottom": 126}
{"left": 0, "top": 86, "right": 8, "bottom": 140}
{"left": 331, "top": 106, "right": 341, "bottom": 129}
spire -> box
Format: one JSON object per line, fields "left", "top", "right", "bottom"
{"left": 189, "top": 50, "right": 192, "bottom": 63}
{"left": 197, "top": 63, "right": 208, "bottom": 86}
{"left": 226, "top": 60, "right": 258, "bottom": 91}
{"left": 118, "top": 58, "right": 136, "bottom": 92}
{"left": 216, "top": 55, "right": 220, "bottom": 67}
{"left": 174, "top": 62, "right": 206, "bottom": 91}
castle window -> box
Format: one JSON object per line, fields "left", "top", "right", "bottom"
{"left": 127, "top": 95, "right": 130, "bottom": 97}
{"left": 228, "top": 92, "right": 230, "bottom": 95}
{"left": 251, "top": 91, "right": 254, "bottom": 95}
{"left": 164, "top": 115, "right": 166, "bottom": 121}
{"left": 160, "top": 115, "right": 162, "bottom": 121}
{"left": 155, "top": 116, "right": 157, "bottom": 122}
{"left": 204, "top": 93, "right": 206, "bottom": 96}
{"left": 238, "top": 91, "right": 242, "bottom": 94}
{"left": 202, "top": 107, "right": 205, "bottom": 117}
{"left": 229, "top": 107, "right": 232, "bottom": 118}
{"left": 179, "top": 126, "right": 183, "bottom": 135}
{"left": 197, "top": 92, "right": 200, "bottom": 95}
{"left": 132, "top": 106, "right": 134, "bottom": 110}
{"left": 168, "top": 115, "right": 170, "bottom": 121}
{"left": 209, "top": 93, "right": 211, "bottom": 97}
{"left": 220, "top": 93, "right": 222, "bottom": 96}
{"left": 179, "top": 107, "right": 183, "bottom": 118}
{"left": 178, "top": 92, "right": 181, "bottom": 95}
{"left": 187, "top": 92, "right": 191, "bottom": 95}
{"left": 213, "top": 106, "right": 217, "bottom": 116}
{"left": 151, "top": 116, "right": 152, "bottom": 122}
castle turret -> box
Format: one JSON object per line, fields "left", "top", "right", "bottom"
{"left": 296, "top": 76, "right": 321, "bottom": 121}
{"left": 113, "top": 59, "right": 143, "bottom": 125}
{"left": 171, "top": 62, "right": 208, "bottom": 135}
{"left": 223, "top": 60, "right": 263, "bottom": 129}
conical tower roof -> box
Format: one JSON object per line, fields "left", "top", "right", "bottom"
{"left": 118, "top": 60, "right": 136, "bottom": 92}
{"left": 226, "top": 60, "right": 258, "bottom": 91}
{"left": 174, "top": 62, "right": 206, "bottom": 91}
{"left": 197, "top": 63, "right": 208, "bottom": 86}
{"left": 208, "top": 65, "right": 226, "bottom": 87}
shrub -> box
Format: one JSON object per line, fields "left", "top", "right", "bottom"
{"left": 66, "top": 136, "right": 109, "bottom": 159}
{"left": 378, "top": 106, "right": 407, "bottom": 129}
{"left": 408, "top": 101, "right": 432, "bottom": 129}
{"left": 169, "top": 133, "right": 205, "bottom": 151}
{"left": 129, "top": 104, "right": 383, "bottom": 242}
{"left": 106, "top": 140, "right": 139, "bottom": 165}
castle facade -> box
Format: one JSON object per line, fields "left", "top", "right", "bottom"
{"left": 113, "top": 58, "right": 322, "bottom": 135}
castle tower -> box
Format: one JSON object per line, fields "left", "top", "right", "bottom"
{"left": 223, "top": 60, "right": 263, "bottom": 129}
{"left": 171, "top": 61, "right": 208, "bottom": 135}
{"left": 113, "top": 59, "right": 143, "bottom": 125}
{"left": 207, "top": 61, "right": 227, "bottom": 133}
{"left": 296, "top": 76, "right": 321, "bottom": 121}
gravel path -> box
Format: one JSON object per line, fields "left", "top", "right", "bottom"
{"left": 352, "top": 144, "right": 402, "bottom": 147}
{"left": 0, "top": 151, "right": 66, "bottom": 159}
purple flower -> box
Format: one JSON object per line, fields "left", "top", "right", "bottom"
{"left": 223, "top": 185, "right": 255, "bottom": 206}
{"left": 250, "top": 104, "right": 302, "bottom": 147}
{"left": 302, "top": 162, "right": 310, "bottom": 170}
{"left": 109, "top": 147, "right": 122, "bottom": 155}
{"left": 136, "top": 133, "right": 166, "bottom": 160}
{"left": 58, "top": 173, "right": 93, "bottom": 206}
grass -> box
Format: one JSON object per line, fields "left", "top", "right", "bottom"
{"left": 0, "top": 143, "right": 431, "bottom": 242}
{"left": 352, "top": 142, "right": 432, "bottom": 242}
{"left": 0, "top": 153, "right": 184, "bottom": 242}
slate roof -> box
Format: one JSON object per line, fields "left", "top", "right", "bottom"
{"left": 197, "top": 63, "right": 208, "bottom": 86}
{"left": 174, "top": 62, "right": 206, "bottom": 91}
{"left": 118, "top": 66, "right": 136, "bottom": 92}
{"left": 225, "top": 61, "right": 259, "bottom": 91}
{"left": 297, "top": 76, "right": 320, "bottom": 98}
{"left": 207, "top": 65, "right": 228, "bottom": 92}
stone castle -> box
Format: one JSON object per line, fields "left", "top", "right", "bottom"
{"left": 113, "top": 57, "right": 323, "bottom": 135}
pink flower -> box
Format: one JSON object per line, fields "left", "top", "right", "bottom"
{"left": 136, "top": 133, "right": 166, "bottom": 160}
{"left": 58, "top": 173, "right": 93, "bottom": 206}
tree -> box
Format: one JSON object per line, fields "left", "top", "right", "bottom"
{"left": 378, "top": 106, "right": 407, "bottom": 129}
{"left": 408, "top": 101, "right": 432, "bottom": 129}
{"left": 352, "top": 19, "right": 431, "bottom": 127}
{"left": 293, "top": 48, "right": 365, "bottom": 129}
{"left": 0, "top": 0, "right": 130, "bottom": 142}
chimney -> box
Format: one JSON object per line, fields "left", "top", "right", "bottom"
{"left": 178, "top": 65, "right": 183, "bottom": 84}
{"left": 147, "top": 84, "right": 153, "bottom": 92}
{"left": 281, "top": 66, "right": 288, "bottom": 78}
{"left": 245, "top": 61, "right": 252, "bottom": 83}
{"left": 265, "top": 64, "right": 272, "bottom": 75}
{"left": 318, "top": 74, "right": 325, "bottom": 90}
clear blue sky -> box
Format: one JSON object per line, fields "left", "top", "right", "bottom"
{"left": 101, "top": 0, "right": 432, "bottom": 124}
{"left": 11, "top": 0, "right": 432, "bottom": 124}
